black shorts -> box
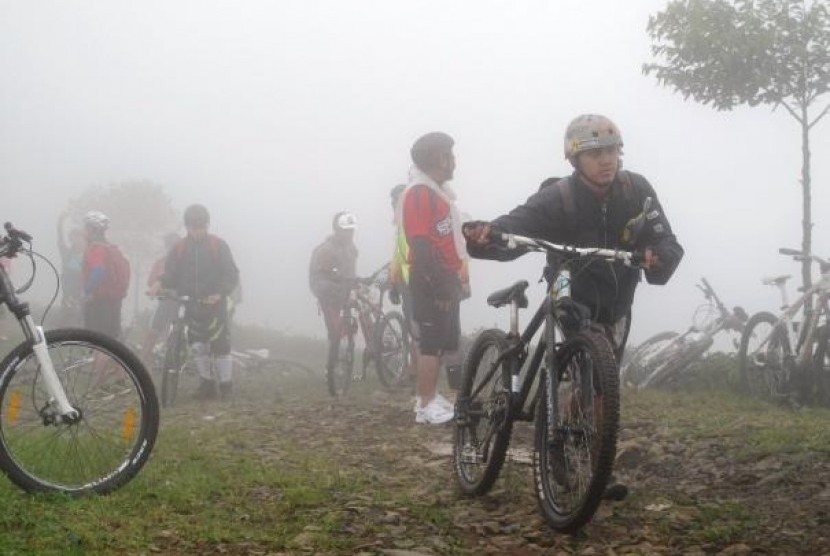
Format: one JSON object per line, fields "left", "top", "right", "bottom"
{"left": 411, "top": 287, "right": 460, "bottom": 356}
{"left": 84, "top": 298, "right": 123, "bottom": 339}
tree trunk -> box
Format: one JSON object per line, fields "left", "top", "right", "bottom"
{"left": 800, "top": 109, "right": 812, "bottom": 313}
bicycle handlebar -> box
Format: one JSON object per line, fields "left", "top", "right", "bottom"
{"left": 0, "top": 222, "right": 32, "bottom": 258}
{"left": 498, "top": 233, "right": 642, "bottom": 267}
{"left": 779, "top": 247, "right": 830, "bottom": 273}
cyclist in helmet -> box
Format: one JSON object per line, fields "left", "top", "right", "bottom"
{"left": 309, "top": 211, "right": 359, "bottom": 378}
{"left": 463, "top": 114, "right": 684, "bottom": 499}
{"left": 153, "top": 204, "right": 240, "bottom": 401}
{"left": 81, "top": 210, "right": 129, "bottom": 338}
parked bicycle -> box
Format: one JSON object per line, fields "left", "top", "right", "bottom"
{"left": 738, "top": 248, "right": 830, "bottom": 404}
{"left": 327, "top": 264, "right": 411, "bottom": 397}
{"left": 232, "top": 348, "right": 316, "bottom": 401}
{"left": 620, "top": 277, "right": 747, "bottom": 389}
{"left": 0, "top": 223, "right": 159, "bottom": 495}
{"left": 453, "top": 232, "right": 638, "bottom": 533}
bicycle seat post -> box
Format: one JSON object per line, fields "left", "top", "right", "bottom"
{"left": 510, "top": 299, "right": 521, "bottom": 336}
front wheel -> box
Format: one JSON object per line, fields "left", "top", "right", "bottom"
{"left": 0, "top": 328, "right": 159, "bottom": 495}
{"left": 374, "top": 311, "right": 412, "bottom": 390}
{"left": 160, "top": 326, "right": 187, "bottom": 407}
{"left": 533, "top": 329, "right": 619, "bottom": 533}
{"left": 738, "top": 312, "right": 791, "bottom": 400}
{"left": 327, "top": 323, "right": 355, "bottom": 397}
{"left": 453, "top": 329, "right": 513, "bottom": 496}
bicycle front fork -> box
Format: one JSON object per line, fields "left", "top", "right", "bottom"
{"left": 25, "top": 316, "right": 79, "bottom": 423}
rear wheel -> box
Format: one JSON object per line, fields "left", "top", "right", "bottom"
{"left": 374, "top": 311, "right": 411, "bottom": 390}
{"left": 0, "top": 328, "right": 159, "bottom": 495}
{"left": 809, "top": 325, "right": 830, "bottom": 406}
{"left": 619, "top": 331, "right": 679, "bottom": 389}
{"left": 738, "top": 311, "right": 791, "bottom": 400}
{"left": 453, "top": 329, "right": 513, "bottom": 496}
{"left": 533, "top": 329, "right": 619, "bottom": 533}
{"left": 327, "top": 322, "right": 355, "bottom": 397}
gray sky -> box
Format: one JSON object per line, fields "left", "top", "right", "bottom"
{"left": 1, "top": 0, "right": 828, "bottom": 345}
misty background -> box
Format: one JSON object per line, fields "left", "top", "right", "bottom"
{"left": 1, "top": 0, "right": 828, "bottom": 346}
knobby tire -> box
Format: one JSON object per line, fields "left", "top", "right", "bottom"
{"left": 533, "top": 328, "right": 619, "bottom": 533}
{"left": 453, "top": 329, "right": 513, "bottom": 496}
{"left": 0, "top": 328, "right": 159, "bottom": 495}
{"left": 738, "top": 311, "right": 791, "bottom": 400}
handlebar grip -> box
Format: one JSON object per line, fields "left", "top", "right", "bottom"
{"left": 4, "top": 222, "right": 32, "bottom": 242}
{"left": 779, "top": 247, "right": 802, "bottom": 256}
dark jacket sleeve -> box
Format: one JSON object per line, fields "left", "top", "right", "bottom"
{"left": 217, "top": 240, "right": 239, "bottom": 296}
{"left": 631, "top": 176, "right": 684, "bottom": 285}
{"left": 159, "top": 246, "right": 181, "bottom": 291}
{"left": 408, "top": 237, "right": 460, "bottom": 299}
{"left": 465, "top": 182, "right": 569, "bottom": 261}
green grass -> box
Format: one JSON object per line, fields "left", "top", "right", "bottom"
{"left": 623, "top": 387, "right": 830, "bottom": 456}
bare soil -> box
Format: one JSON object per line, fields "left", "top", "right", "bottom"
{"left": 178, "top": 377, "right": 830, "bottom": 556}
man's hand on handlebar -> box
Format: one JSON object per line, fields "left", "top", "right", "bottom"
{"left": 463, "top": 221, "right": 498, "bottom": 246}
{"left": 642, "top": 248, "right": 662, "bottom": 271}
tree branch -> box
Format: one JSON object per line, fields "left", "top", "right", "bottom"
{"left": 776, "top": 98, "right": 804, "bottom": 124}
{"left": 808, "top": 103, "right": 830, "bottom": 129}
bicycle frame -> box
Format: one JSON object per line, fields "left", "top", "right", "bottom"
{"left": 468, "top": 234, "right": 636, "bottom": 429}
{"left": 757, "top": 270, "right": 830, "bottom": 369}
{"left": 0, "top": 225, "right": 79, "bottom": 422}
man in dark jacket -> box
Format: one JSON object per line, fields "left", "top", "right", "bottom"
{"left": 155, "top": 204, "right": 239, "bottom": 401}
{"left": 464, "top": 114, "right": 684, "bottom": 498}
{"left": 309, "top": 211, "right": 359, "bottom": 380}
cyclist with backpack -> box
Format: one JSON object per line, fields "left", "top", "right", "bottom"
{"left": 82, "top": 210, "right": 130, "bottom": 339}
{"left": 153, "top": 204, "right": 240, "bottom": 401}
{"left": 463, "top": 114, "right": 685, "bottom": 497}
{"left": 309, "top": 212, "right": 359, "bottom": 378}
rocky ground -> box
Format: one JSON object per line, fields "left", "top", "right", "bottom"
{"left": 166, "top": 374, "right": 830, "bottom": 556}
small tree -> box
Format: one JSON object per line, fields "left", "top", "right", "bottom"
{"left": 67, "top": 180, "right": 179, "bottom": 314}
{"left": 644, "top": 0, "right": 830, "bottom": 298}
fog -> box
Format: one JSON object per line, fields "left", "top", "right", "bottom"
{"left": 1, "top": 0, "right": 828, "bottom": 347}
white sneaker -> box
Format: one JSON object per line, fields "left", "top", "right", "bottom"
{"left": 414, "top": 393, "right": 454, "bottom": 412}
{"left": 415, "top": 398, "right": 454, "bottom": 424}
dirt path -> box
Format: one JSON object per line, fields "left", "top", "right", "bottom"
{"left": 179, "top": 382, "right": 830, "bottom": 555}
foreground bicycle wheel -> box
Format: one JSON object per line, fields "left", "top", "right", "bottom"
{"left": 738, "top": 312, "right": 791, "bottom": 400}
{"left": 374, "top": 311, "right": 411, "bottom": 390}
{"left": 0, "top": 328, "right": 159, "bottom": 495}
{"left": 619, "top": 331, "right": 679, "bottom": 388}
{"left": 533, "top": 329, "right": 619, "bottom": 533}
{"left": 327, "top": 327, "right": 355, "bottom": 397}
{"left": 453, "top": 329, "right": 513, "bottom": 496}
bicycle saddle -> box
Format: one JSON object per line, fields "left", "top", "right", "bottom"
{"left": 487, "top": 280, "right": 529, "bottom": 308}
{"left": 761, "top": 274, "right": 791, "bottom": 286}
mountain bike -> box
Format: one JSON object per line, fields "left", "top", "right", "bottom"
{"left": 0, "top": 223, "right": 159, "bottom": 495}
{"left": 453, "top": 232, "right": 638, "bottom": 533}
{"left": 620, "top": 277, "right": 747, "bottom": 389}
{"left": 738, "top": 248, "right": 830, "bottom": 404}
{"left": 327, "top": 265, "right": 411, "bottom": 396}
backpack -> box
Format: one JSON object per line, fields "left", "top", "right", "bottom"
{"left": 98, "top": 244, "right": 131, "bottom": 300}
